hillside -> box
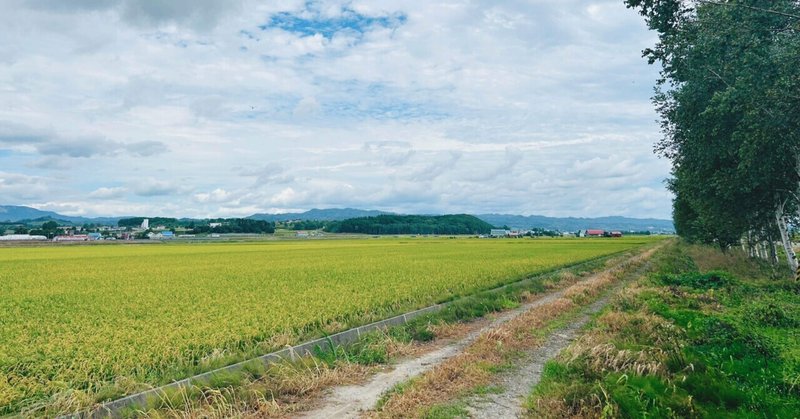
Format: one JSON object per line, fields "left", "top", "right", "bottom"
{"left": 0, "top": 205, "right": 123, "bottom": 225}
{"left": 325, "top": 214, "right": 494, "bottom": 235}
{"left": 249, "top": 208, "right": 392, "bottom": 222}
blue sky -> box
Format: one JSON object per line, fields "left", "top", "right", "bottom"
{"left": 0, "top": 0, "right": 671, "bottom": 219}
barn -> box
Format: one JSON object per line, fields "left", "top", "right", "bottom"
{"left": 586, "top": 229, "right": 604, "bottom": 237}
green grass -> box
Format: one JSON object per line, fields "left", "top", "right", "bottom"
{"left": 527, "top": 242, "right": 800, "bottom": 418}
{"left": 0, "top": 236, "right": 657, "bottom": 415}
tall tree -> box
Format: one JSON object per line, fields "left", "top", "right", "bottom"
{"left": 626, "top": 0, "right": 800, "bottom": 270}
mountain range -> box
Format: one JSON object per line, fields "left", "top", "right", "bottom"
{"left": 0, "top": 205, "right": 674, "bottom": 232}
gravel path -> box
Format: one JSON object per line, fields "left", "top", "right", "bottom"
{"left": 463, "top": 290, "right": 614, "bottom": 418}
{"left": 298, "top": 288, "right": 571, "bottom": 419}
{"left": 463, "top": 260, "right": 653, "bottom": 418}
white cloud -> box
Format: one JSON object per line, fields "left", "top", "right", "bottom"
{"left": 88, "top": 186, "right": 128, "bottom": 199}
{"left": 0, "top": 0, "right": 672, "bottom": 219}
{"left": 193, "top": 188, "right": 232, "bottom": 203}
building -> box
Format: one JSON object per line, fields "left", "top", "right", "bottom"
{"left": 610, "top": 231, "right": 623, "bottom": 237}
{"left": 87, "top": 232, "right": 102, "bottom": 240}
{"left": 490, "top": 229, "right": 508, "bottom": 237}
{"left": 209, "top": 222, "right": 222, "bottom": 228}
{"left": 148, "top": 231, "right": 175, "bottom": 240}
{"left": 54, "top": 235, "right": 89, "bottom": 242}
{"left": 0, "top": 234, "right": 48, "bottom": 241}
{"left": 140, "top": 218, "right": 149, "bottom": 230}
{"left": 586, "top": 229, "right": 605, "bottom": 237}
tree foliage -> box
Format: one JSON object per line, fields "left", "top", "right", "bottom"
{"left": 626, "top": 0, "right": 800, "bottom": 255}
{"left": 325, "top": 214, "right": 495, "bottom": 235}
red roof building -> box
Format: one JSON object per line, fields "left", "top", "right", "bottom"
{"left": 586, "top": 229, "right": 604, "bottom": 236}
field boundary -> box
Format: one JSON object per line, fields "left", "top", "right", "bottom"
{"left": 66, "top": 248, "right": 638, "bottom": 418}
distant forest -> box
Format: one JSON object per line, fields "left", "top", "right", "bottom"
{"left": 324, "top": 214, "right": 494, "bottom": 235}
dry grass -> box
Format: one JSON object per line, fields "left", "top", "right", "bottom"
{"left": 426, "top": 321, "right": 479, "bottom": 341}
{"left": 136, "top": 357, "right": 372, "bottom": 418}
{"left": 373, "top": 298, "right": 581, "bottom": 417}
{"left": 372, "top": 246, "right": 662, "bottom": 418}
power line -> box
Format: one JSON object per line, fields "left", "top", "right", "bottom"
{"left": 698, "top": 0, "right": 800, "bottom": 19}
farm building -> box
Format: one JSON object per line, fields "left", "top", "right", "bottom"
{"left": 490, "top": 229, "right": 508, "bottom": 237}
{"left": 54, "top": 235, "right": 89, "bottom": 242}
{"left": 148, "top": 231, "right": 175, "bottom": 240}
{"left": 586, "top": 229, "right": 605, "bottom": 237}
{"left": 610, "top": 231, "right": 623, "bottom": 237}
{"left": 0, "top": 234, "right": 48, "bottom": 241}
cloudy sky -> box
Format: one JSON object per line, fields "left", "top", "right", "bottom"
{"left": 0, "top": 0, "right": 672, "bottom": 219}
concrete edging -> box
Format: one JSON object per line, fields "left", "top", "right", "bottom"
{"left": 64, "top": 251, "right": 628, "bottom": 418}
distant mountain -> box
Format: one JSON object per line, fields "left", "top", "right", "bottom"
{"left": 475, "top": 214, "right": 674, "bottom": 232}
{"left": 248, "top": 208, "right": 394, "bottom": 222}
{"left": 1, "top": 205, "right": 674, "bottom": 232}
{"left": 0, "top": 205, "right": 123, "bottom": 225}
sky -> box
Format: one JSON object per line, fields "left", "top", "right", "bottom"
{"left": 0, "top": 0, "right": 673, "bottom": 219}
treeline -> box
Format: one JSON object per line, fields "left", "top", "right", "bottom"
{"left": 325, "top": 214, "right": 494, "bottom": 235}
{"left": 627, "top": 0, "right": 800, "bottom": 270}
{"left": 118, "top": 217, "right": 177, "bottom": 228}
{"left": 118, "top": 217, "right": 274, "bottom": 234}
{"left": 279, "top": 220, "right": 327, "bottom": 230}
{"left": 189, "top": 219, "right": 275, "bottom": 234}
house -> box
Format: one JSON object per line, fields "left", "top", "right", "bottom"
{"left": 87, "top": 232, "right": 102, "bottom": 240}
{"left": 209, "top": 222, "right": 222, "bottom": 228}
{"left": 586, "top": 229, "right": 604, "bottom": 237}
{"left": 610, "top": 231, "right": 623, "bottom": 237}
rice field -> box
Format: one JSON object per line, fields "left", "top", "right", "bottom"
{"left": 0, "top": 236, "right": 657, "bottom": 414}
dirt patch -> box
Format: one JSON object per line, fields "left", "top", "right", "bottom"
{"left": 463, "top": 287, "right": 619, "bottom": 418}
{"left": 297, "top": 291, "right": 572, "bottom": 418}
{"left": 463, "top": 255, "right": 657, "bottom": 418}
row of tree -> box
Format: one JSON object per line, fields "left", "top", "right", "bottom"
{"left": 118, "top": 217, "right": 275, "bottom": 234}
{"left": 626, "top": 0, "right": 800, "bottom": 270}
{"left": 189, "top": 219, "right": 275, "bottom": 234}
{"left": 325, "top": 214, "right": 495, "bottom": 235}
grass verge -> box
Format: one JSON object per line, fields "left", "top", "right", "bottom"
{"left": 527, "top": 242, "right": 800, "bottom": 418}
{"left": 370, "top": 245, "right": 662, "bottom": 418}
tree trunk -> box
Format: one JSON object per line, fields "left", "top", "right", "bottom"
{"left": 776, "top": 210, "right": 798, "bottom": 273}
{"left": 770, "top": 238, "right": 779, "bottom": 265}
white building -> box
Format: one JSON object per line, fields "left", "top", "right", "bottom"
{"left": 0, "top": 234, "right": 48, "bottom": 241}
{"left": 140, "top": 218, "right": 149, "bottom": 230}
{"left": 490, "top": 229, "right": 508, "bottom": 237}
